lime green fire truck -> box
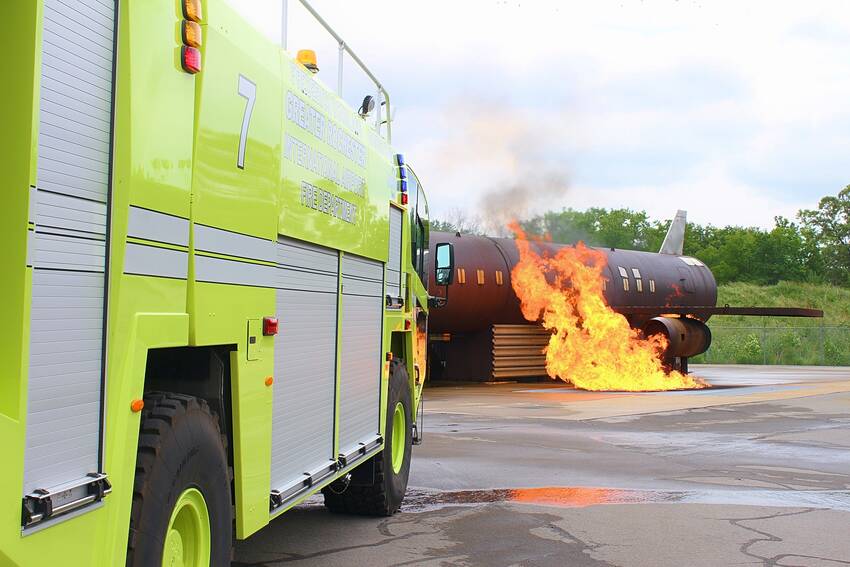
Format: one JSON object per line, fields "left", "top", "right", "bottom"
{"left": 1, "top": 1, "right": 454, "bottom": 564}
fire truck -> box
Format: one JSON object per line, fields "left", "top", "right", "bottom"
{"left": 1, "top": 1, "right": 454, "bottom": 564}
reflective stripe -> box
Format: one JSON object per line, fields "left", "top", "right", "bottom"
{"left": 124, "top": 243, "right": 188, "bottom": 279}
{"left": 196, "top": 255, "right": 278, "bottom": 287}
{"left": 195, "top": 224, "right": 275, "bottom": 263}
{"left": 127, "top": 206, "right": 189, "bottom": 247}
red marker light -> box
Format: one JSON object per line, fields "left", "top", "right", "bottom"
{"left": 400, "top": 193, "right": 408, "bottom": 205}
{"left": 182, "top": 46, "right": 201, "bottom": 74}
{"left": 263, "top": 317, "right": 279, "bottom": 336}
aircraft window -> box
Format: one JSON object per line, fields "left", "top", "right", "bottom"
{"left": 622, "top": 278, "right": 629, "bottom": 292}
{"left": 495, "top": 270, "right": 504, "bottom": 285}
{"left": 618, "top": 266, "right": 628, "bottom": 278}
{"left": 476, "top": 269, "right": 485, "bottom": 285}
{"left": 632, "top": 268, "right": 641, "bottom": 278}
{"left": 649, "top": 279, "right": 656, "bottom": 293}
{"left": 457, "top": 268, "right": 466, "bottom": 284}
{"left": 636, "top": 279, "right": 643, "bottom": 292}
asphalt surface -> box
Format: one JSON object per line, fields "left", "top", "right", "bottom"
{"left": 233, "top": 365, "right": 850, "bottom": 566}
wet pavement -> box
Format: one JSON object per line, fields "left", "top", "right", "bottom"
{"left": 233, "top": 365, "right": 850, "bottom": 566}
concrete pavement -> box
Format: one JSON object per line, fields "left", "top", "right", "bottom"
{"left": 233, "top": 365, "right": 850, "bottom": 566}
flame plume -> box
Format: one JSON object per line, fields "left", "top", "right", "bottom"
{"left": 509, "top": 223, "right": 706, "bottom": 391}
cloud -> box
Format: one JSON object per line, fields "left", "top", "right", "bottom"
{"left": 565, "top": 163, "right": 808, "bottom": 229}
{"left": 230, "top": 0, "right": 850, "bottom": 227}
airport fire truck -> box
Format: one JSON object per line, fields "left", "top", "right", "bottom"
{"left": 1, "top": 1, "right": 453, "bottom": 564}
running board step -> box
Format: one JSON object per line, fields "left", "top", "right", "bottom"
{"left": 338, "top": 435, "right": 382, "bottom": 468}
{"left": 268, "top": 436, "right": 384, "bottom": 513}
{"left": 270, "top": 462, "right": 338, "bottom": 511}
{"left": 22, "top": 473, "right": 111, "bottom": 529}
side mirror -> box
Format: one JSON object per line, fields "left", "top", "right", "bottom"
{"left": 434, "top": 243, "right": 454, "bottom": 286}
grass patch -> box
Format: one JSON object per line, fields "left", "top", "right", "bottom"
{"left": 692, "top": 282, "right": 850, "bottom": 365}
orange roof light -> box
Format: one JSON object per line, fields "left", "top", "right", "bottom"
{"left": 182, "top": 20, "right": 202, "bottom": 48}
{"left": 183, "top": 0, "right": 203, "bottom": 23}
{"left": 297, "top": 49, "right": 319, "bottom": 73}
{"left": 130, "top": 399, "right": 145, "bottom": 413}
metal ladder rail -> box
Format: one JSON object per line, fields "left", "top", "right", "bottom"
{"left": 281, "top": 0, "right": 393, "bottom": 142}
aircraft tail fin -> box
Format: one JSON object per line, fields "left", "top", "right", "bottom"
{"left": 659, "top": 210, "right": 687, "bottom": 255}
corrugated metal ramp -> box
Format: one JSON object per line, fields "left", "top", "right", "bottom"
{"left": 491, "top": 324, "right": 551, "bottom": 380}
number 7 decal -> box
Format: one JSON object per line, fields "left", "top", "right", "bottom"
{"left": 237, "top": 74, "right": 256, "bottom": 169}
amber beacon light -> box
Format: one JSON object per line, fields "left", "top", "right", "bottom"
{"left": 297, "top": 49, "right": 319, "bottom": 73}
{"left": 182, "top": 20, "right": 202, "bottom": 48}
{"left": 182, "top": 0, "right": 203, "bottom": 22}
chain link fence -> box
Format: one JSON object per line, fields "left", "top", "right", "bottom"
{"left": 692, "top": 325, "right": 850, "bottom": 365}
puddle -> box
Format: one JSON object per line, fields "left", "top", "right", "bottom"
{"left": 517, "top": 384, "right": 740, "bottom": 394}
{"left": 402, "top": 486, "right": 850, "bottom": 513}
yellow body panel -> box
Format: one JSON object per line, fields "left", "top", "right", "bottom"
{"left": 1, "top": 0, "right": 428, "bottom": 563}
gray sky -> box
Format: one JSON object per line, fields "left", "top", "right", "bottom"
{"left": 232, "top": 0, "right": 850, "bottom": 228}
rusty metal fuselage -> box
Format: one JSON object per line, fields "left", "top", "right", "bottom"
{"left": 428, "top": 232, "right": 718, "bottom": 334}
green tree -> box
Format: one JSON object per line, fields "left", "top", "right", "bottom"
{"left": 798, "top": 185, "right": 850, "bottom": 285}
{"left": 438, "top": 198, "right": 839, "bottom": 287}
{"left": 758, "top": 217, "right": 808, "bottom": 284}
{"left": 522, "top": 207, "right": 654, "bottom": 250}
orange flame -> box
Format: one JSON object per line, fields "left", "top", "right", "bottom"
{"left": 509, "top": 223, "right": 706, "bottom": 391}
{"left": 414, "top": 314, "right": 427, "bottom": 384}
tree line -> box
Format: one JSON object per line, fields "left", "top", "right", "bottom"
{"left": 432, "top": 186, "right": 850, "bottom": 286}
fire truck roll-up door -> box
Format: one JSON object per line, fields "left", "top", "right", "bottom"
{"left": 22, "top": 0, "right": 117, "bottom": 528}
{"left": 271, "top": 238, "right": 340, "bottom": 507}
{"left": 269, "top": 239, "right": 385, "bottom": 510}
{"left": 386, "top": 206, "right": 404, "bottom": 305}
{"left": 338, "top": 255, "right": 384, "bottom": 465}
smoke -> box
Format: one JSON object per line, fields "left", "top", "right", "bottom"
{"left": 480, "top": 172, "right": 570, "bottom": 236}
{"left": 424, "top": 99, "right": 572, "bottom": 236}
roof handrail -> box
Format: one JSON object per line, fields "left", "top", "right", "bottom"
{"left": 281, "top": 0, "right": 392, "bottom": 142}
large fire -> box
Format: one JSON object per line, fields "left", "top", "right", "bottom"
{"left": 509, "top": 224, "right": 706, "bottom": 391}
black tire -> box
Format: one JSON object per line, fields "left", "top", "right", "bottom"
{"left": 323, "top": 358, "right": 413, "bottom": 515}
{"left": 127, "top": 392, "right": 232, "bottom": 567}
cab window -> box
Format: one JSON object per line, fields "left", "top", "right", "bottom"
{"left": 406, "top": 166, "right": 429, "bottom": 288}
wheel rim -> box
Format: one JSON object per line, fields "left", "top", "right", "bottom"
{"left": 162, "top": 488, "right": 211, "bottom": 567}
{"left": 391, "top": 401, "right": 406, "bottom": 474}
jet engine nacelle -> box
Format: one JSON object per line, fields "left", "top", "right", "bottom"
{"left": 641, "top": 316, "right": 712, "bottom": 358}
